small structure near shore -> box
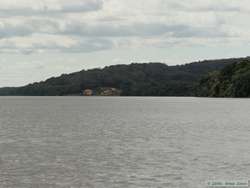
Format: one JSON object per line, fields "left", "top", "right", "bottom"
{"left": 98, "top": 87, "right": 121, "bottom": 96}
{"left": 82, "top": 87, "right": 121, "bottom": 96}
{"left": 83, "top": 89, "right": 93, "bottom": 96}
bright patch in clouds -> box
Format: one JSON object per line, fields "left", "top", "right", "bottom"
{"left": 0, "top": 0, "right": 250, "bottom": 86}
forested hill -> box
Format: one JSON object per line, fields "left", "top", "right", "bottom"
{"left": 197, "top": 60, "right": 250, "bottom": 97}
{"left": 0, "top": 57, "right": 248, "bottom": 96}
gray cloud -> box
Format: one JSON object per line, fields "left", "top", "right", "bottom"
{"left": 0, "top": 0, "right": 103, "bottom": 16}
{"left": 0, "top": 18, "right": 227, "bottom": 38}
{"left": 60, "top": 0, "right": 103, "bottom": 13}
{"left": 60, "top": 38, "right": 114, "bottom": 53}
{"left": 0, "top": 35, "right": 114, "bottom": 54}
{"left": 0, "top": 0, "right": 248, "bottom": 55}
{"left": 0, "top": 23, "right": 32, "bottom": 38}
{"left": 62, "top": 22, "right": 170, "bottom": 37}
{"left": 49, "top": 21, "right": 229, "bottom": 39}
{"left": 0, "top": 19, "right": 59, "bottom": 38}
{"left": 168, "top": 1, "right": 241, "bottom": 12}
{"left": 0, "top": 17, "right": 229, "bottom": 54}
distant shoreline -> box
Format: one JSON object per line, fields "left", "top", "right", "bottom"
{"left": 0, "top": 57, "right": 249, "bottom": 97}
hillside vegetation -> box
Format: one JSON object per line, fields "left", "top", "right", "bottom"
{"left": 0, "top": 57, "right": 247, "bottom": 96}
{"left": 197, "top": 60, "right": 250, "bottom": 97}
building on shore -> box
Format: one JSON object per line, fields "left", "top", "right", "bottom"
{"left": 98, "top": 87, "right": 122, "bottom": 96}
{"left": 83, "top": 89, "right": 93, "bottom": 96}
{"left": 82, "top": 87, "right": 121, "bottom": 96}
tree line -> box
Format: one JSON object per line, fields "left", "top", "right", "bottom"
{"left": 0, "top": 57, "right": 248, "bottom": 96}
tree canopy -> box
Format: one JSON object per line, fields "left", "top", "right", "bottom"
{"left": 0, "top": 57, "right": 246, "bottom": 96}
{"left": 197, "top": 60, "right": 250, "bottom": 97}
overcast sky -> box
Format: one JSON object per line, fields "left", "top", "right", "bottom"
{"left": 0, "top": 0, "right": 250, "bottom": 86}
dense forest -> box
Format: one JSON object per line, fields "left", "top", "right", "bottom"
{"left": 197, "top": 60, "right": 250, "bottom": 97}
{"left": 0, "top": 57, "right": 248, "bottom": 96}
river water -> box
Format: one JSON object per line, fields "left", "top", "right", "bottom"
{"left": 0, "top": 97, "right": 250, "bottom": 188}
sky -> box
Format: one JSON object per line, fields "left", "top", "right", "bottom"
{"left": 1, "top": 0, "right": 250, "bottom": 86}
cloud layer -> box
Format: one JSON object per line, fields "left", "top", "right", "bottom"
{"left": 0, "top": 0, "right": 249, "bottom": 54}
{"left": 0, "top": 0, "right": 103, "bottom": 15}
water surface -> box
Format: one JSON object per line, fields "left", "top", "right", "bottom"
{"left": 0, "top": 97, "right": 250, "bottom": 188}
